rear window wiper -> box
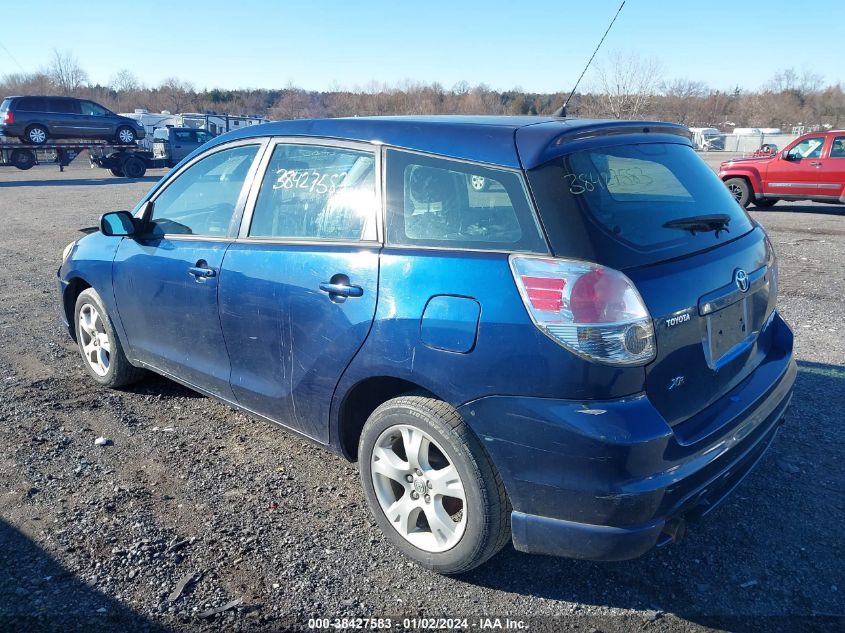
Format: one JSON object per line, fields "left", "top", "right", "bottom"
{"left": 663, "top": 214, "right": 731, "bottom": 237}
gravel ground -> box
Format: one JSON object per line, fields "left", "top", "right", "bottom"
{"left": 0, "top": 160, "right": 842, "bottom": 633}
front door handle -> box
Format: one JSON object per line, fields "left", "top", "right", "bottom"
{"left": 188, "top": 266, "right": 216, "bottom": 278}
{"left": 809, "top": 161, "right": 822, "bottom": 167}
{"left": 319, "top": 282, "right": 363, "bottom": 298}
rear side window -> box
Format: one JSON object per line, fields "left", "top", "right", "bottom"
{"left": 47, "top": 98, "right": 78, "bottom": 113}
{"left": 149, "top": 144, "right": 259, "bottom": 237}
{"left": 830, "top": 136, "right": 845, "bottom": 158}
{"left": 248, "top": 143, "right": 377, "bottom": 241}
{"left": 1, "top": 99, "right": 10, "bottom": 111}
{"left": 153, "top": 127, "right": 170, "bottom": 141}
{"left": 526, "top": 143, "right": 755, "bottom": 268}
{"left": 385, "top": 149, "right": 547, "bottom": 253}
{"left": 16, "top": 97, "right": 47, "bottom": 112}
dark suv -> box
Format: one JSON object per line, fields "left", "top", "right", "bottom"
{"left": 0, "top": 96, "right": 146, "bottom": 145}
{"left": 58, "top": 116, "right": 796, "bottom": 573}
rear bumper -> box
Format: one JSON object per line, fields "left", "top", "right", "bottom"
{"left": 458, "top": 313, "right": 795, "bottom": 561}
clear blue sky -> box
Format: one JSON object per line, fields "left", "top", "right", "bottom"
{"left": 1, "top": 0, "right": 843, "bottom": 93}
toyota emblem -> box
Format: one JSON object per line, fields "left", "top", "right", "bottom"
{"left": 734, "top": 268, "right": 749, "bottom": 293}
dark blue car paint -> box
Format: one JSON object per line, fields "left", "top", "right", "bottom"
{"left": 419, "top": 295, "right": 481, "bottom": 354}
{"left": 458, "top": 314, "right": 794, "bottom": 560}
{"left": 112, "top": 237, "right": 236, "bottom": 401}
{"left": 218, "top": 242, "right": 380, "bottom": 442}
{"left": 58, "top": 116, "right": 796, "bottom": 562}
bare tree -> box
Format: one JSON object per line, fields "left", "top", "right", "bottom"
{"left": 1, "top": 71, "right": 54, "bottom": 95}
{"left": 110, "top": 69, "right": 140, "bottom": 93}
{"left": 269, "top": 88, "right": 325, "bottom": 120}
{"left": 659, "top": 78, "right": 709, "bottom": 124}
{"left": 158, "top": 77, "right": 197, "bottom": 113}
{"left": 48, "top": 49, "right": 88, "bottom": 95}
{"left": 769, "top": 67, "right": 823, "bottom": 95}
{"left": 109, "top": 70, "right": 141, "bottom": 113}
{"left": 592, "top": 50, "right": 663, "bottom": 119}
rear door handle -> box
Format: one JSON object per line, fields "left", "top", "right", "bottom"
{"left": 319, "top": 282, "right": 363, "bottom": 297}
{"left": 188, "top": 266, "right": 216, "bottom": 278}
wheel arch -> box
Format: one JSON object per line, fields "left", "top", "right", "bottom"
{"left": 722, "top": 170, "right": 763, "bottom": 197}
{"left": 63, "top": 276, "right": 92, "bottom": 341}
{"left": 334, "top": 375, "right": 443, "bottom": 461}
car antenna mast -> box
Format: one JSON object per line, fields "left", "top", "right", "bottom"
{"left": 552, "top": 1, "right": 626, "bottom": 117}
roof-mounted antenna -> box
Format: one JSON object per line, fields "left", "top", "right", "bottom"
{"left": 552, "top": 1, "right": 626, "bottom": 117}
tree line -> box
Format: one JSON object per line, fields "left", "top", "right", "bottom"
{"left": 2, "top": 50, "right": 843, "bottom": 131}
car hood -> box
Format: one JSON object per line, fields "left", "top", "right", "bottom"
{"left": 720, "top": 155, "right": 775, "bottom": 169}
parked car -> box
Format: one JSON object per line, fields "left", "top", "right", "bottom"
{"left": 0, "top": 96, "right": 146, "bottom": 145}
{"left": 720, "top": 130, "right": 845, "bottom": 208}
{"left": 58, "top": 116, "right": 796, "bottom": 573}
{"left": 152, "top": 126, "right": 215, "bottom": 164}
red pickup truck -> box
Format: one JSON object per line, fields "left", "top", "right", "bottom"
{"left": 719, "top": 130, "right": 845, "bottom": 208}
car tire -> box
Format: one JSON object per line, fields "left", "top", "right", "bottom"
{"left": 358, "top": 395, "right": 511, "bottom": 574}
{"left": 753, "top": 198, "right": 778, "bottom": 209}
{"left": 116, "top": 126, "right": 137, "bottom": 145}
{"left": 74, "top": 288, "right": 146, "bottom": 388}
{"left": 121, "top": 156, "right": 146, "bottom": 179}
{"left": 9, "top": 148, "right": 35, "bottom": 170}
{"left": 23, "top": 125, "right": 49, "bottom": 145}
{"left": 725, "top": 177, "right": 751, "bottom": 208}
{"left": 109, "top": 167, "right": 124, "bottom": 177}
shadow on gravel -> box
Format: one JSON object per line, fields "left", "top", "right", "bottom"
{"left": 0, "top": 519, "right": 171, "bottom": 632}
{"left": 460, "top": 360, "right": 845, "bottom": 632}
{"left": 0, "top": 176, "right": 160, "bottom": 188}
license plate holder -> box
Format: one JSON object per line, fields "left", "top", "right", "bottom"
{"left": 706, "top": 299, "right": 750, "bottom": 366}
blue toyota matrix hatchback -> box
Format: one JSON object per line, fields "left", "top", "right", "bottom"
{"left": 58, "top": 116, "right": 796, "bottom": 573}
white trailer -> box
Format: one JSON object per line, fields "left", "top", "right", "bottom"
{"left": 689, "top": 127, "right": 724, "bottom": 151}
{"left": 118, "top": 110, "right": 271, "bottom": 150}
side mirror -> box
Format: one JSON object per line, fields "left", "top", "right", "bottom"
{"left": 781, "top": 151, "right": 793, "bottom": 161}
{"left": 100, "top": 210, "right": 136, "bottom": 236}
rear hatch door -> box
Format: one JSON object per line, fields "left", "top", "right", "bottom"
{"left": 524, "top": 138, "right": 777, "bottom": 425}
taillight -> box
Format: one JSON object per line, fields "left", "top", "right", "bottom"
{"left": 2, "top": 111, "right": 12, "bottom": 124}
{"left": 510, "top": 255, "right": 656, "bottom": 366}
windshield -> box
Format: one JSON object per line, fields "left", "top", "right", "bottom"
{"left": 526, "top": 142, "right": 755, "bottom": 269}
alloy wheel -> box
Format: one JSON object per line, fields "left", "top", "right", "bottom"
{"left": 370, "top": 424, "right": 467, "bottom": 552}
{"left": 727, "top": 182, "right": 743, "bottom": 202}
{"left": 78, "top": 303, "right": 111, "bottom": 376}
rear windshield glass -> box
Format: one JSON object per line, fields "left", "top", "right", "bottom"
{"left": 526, "top": 143, "right": 754, "bottom": 268}
{"left": 0, "top": 99, "right": 9, "bottom": 111}
{"left": 153, "top": 128, "right": 171, "bottom": 140}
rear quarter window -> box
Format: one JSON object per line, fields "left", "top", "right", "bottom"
{"left": 385, "top": 149, "right": 547, "bottom": 253}
{"left": 16, "top": 97, "right": 47, "bottom": 112}
{"left": 526, "top": 142, "right": 755, "bottom": 268}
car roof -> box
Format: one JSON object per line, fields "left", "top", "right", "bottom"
{"left": 205, "top": 115, "right": 691, "bottom": 169}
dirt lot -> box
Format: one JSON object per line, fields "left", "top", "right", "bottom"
{"left": 0, "top": 160, "right": 843, "bottom": 633}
